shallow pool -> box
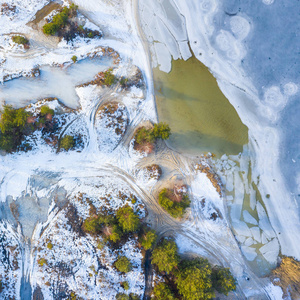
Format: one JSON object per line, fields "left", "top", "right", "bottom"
{"left": 154, "top": 56, "right": 248, "bottom": 157}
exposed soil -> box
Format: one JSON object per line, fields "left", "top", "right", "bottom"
{"left": 271, "top": 256, "right": 300, "bottom": 299}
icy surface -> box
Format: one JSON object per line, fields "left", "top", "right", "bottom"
{"left": 140, "top": 0, "right": 300, "bottom": 260}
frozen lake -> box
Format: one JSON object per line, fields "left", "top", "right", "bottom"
{"left": 0, "top": 56, "right": 113, "bottom": 109}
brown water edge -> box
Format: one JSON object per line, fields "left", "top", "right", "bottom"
{"left": 154, "top": 56, "right": 248, "bottom": 157}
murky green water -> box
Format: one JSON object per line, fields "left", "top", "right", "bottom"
{"left": 154, "top": 57, "right": 248, "bottom": 156}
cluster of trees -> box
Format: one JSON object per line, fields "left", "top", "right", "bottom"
{"left": 82, "top": 205, "right": 140, "bottom": 243}
{"left": 43, "top": 4, "right": 101, "bottom": 41}
{"left": 158, "top": 188, "right": 190, "bottom": 218}
{"left": 0, "top": 104, "right": 76, "bottom": 153}
{"left": 0, "top": 105, "right": 29, "bottom": 152}
{"left": 43, "top": 4, "right": 78, "bottom": 36}
{"left": 135, "top": 122, "right": 171, "bottom": 146}
{"left": 152, "top": 239, "right": 236, "bottom": 300}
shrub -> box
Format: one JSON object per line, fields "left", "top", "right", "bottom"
{"left": 153, "top": 282, "right": 175, "bottom": 300}
{"left": 116, "top": 293, "right": 130, "bottom": 300}
{"left": 12, "top": 35, "right": 29, "bottom": 45}
{"left": 40, "top": 105, "right": 54, "bottom": 116}
{"left": 211, "top": 267, "right": 236, "bottom": 296}
{"left": 38, "top": 258, "right": 48, "bottom": 266}
{"left": 116, "top": 205, "right": 140, "bottom": 233}
{"left": 158, "top": 188, "right": 190, "bottom": 218}
{"left": 71, "top": 55, "right": 77, "bottom": 63}
{"left": 47, "top": 242, "right": 53, "bottom": 250}
{"left": 103, "top": 69, "right": 116, "bottom": 86}
{"left": 135, "top": 127, "right": 154, "bottom": 145}
{"left": 129, "top": 294, "right": 140, "bottom": 300}
{"left": 122, "top": 281, "right": 129, "bottom": 290}
{"left": 134, "top": 123, "right": 171, "bottom": 147}
{"left": 140, "top": 230, "right": 157, "bottom": 250}
{"left": 152, "top": 122, "right": 171, "bottom": 140}
{"left": 43, "top": 23, "right": 59, "bottom": 35}
{"left": 60, "top": 135, "right": 75, "bottom": 151}
{"left": 152, "top": 240, "right": 179, "bottom": 273}
{"left": 115, "top": 256, "right": 132, "bottom": 273}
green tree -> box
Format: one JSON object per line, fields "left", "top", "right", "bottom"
{"left": 40, "top": 105, "right": 54, "bottom": 116}
{"left": 211, "top": 267, "right": 236, "bottom": 296}
{"left": 152, "top": 240, "right": 179, "bottom": 273}
{"left": 116, "top": 205, "right": 140, "bottom": 232}
{"left": 82, "top": 216, "right": 102, "bottom": 234}
{"left": 135, "top": 127, "right": 153, "bottom": 145}
{"left": 140, "top": 230, "right": 157, "bottom": 250}
{"left": 115, "top": 256, "right": 132, "bottom": 273}
{"left": 107, "top": 224, "right": 121, "bottom": 243}
{"left": 60, "top": 135, "right": 75, "bottom": 151}
{"left": 158, "top": 189, "right": 190, "bottom": 219}
{"left": 43, "top": 23, "right": 59, "bottom": 35}
{"left": 175, "top": 258, "right": 214, "bottom": 300}
{"left": 152, "top": 122, "right": 171, "bottom": 140}
{"left": 153, "top": 282, "right": 175, "bottom": 300}
{"left": 52, "top": 11, "right": 68, "bottom": 27}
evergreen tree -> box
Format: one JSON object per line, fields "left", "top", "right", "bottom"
{"left": 115, "top": 256, "right": 132, "bottom": 273}
{"left": 175, "top": 258, "right": 214, "bottom": 300}
{"left": 152, "top": 240, "right": 179, "bottom": 273}
{"left": 211, "top": 267, "right": 236, "bottom": 296}
{"left": 141, "top": 230, "right": 157, "bottom": 250}
{"left": 153, "top": 282, "right": 175, "bottom": 300}
{"left": 116, "top": 205, "right": 140, "bottom": 233}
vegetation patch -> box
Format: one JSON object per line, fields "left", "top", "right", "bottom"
{"left": 158, "top": 186, "right": 190, "bottom": 219}
{"left": 82, "top": 205, "right": 140, "bottom": 244}
{"left": 151, "top": 238, "right": 236, "bottom": 300}
{"left": 43, "top": 4, "right": 102, "bottom": 42}
{"left": 60, "top": 135, "right": 75, "bottom": 151}
{"left": 139, "top": 229, "right": 157, "bottom": 250}
{"left": 133, "top": 122, "right": 171, "bottom": 154}
{"left": 12, "top": 35, "right": 29, "bottom": 48}
{"left": 115, "top": 256, "right": 132, "bottom": 273}
{"left": 152, "top": 240, "right": 179, "bottom": 274}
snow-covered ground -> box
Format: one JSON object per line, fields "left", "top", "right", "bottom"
{"left": 0, "top": 0, "right": 297, "bottom": 298}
